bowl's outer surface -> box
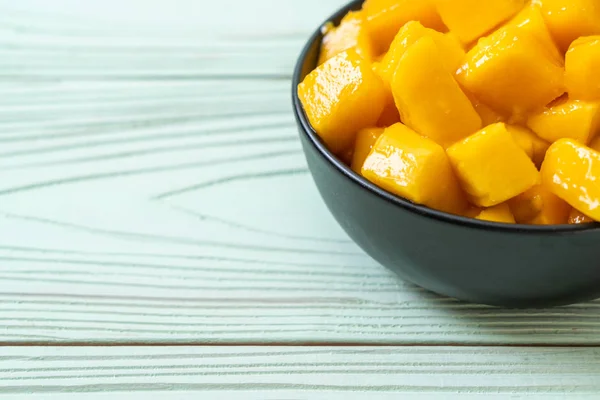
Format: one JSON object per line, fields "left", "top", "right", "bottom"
{"left": 293, "top": 0, "right": 600, "bottom": 308}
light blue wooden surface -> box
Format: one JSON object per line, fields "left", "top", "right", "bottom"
{"left": 1, "top": 0, "right": 599, "bottom": 397}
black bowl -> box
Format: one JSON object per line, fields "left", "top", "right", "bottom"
{"left": 292, "top": 0, "right": 600, "bottom": 308}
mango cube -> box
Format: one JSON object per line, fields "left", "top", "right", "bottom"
{"left": 527, "top": 99, "right": 600, "bottom": 145}
{"left": 375, "top": 21, "right": 465, "bottom": 87}
{"left": 297, "top": 50, "right": 387, "bottom": 155}
{"left": 506, "top": 125, "right": 550, "bottom": 168}
{"left": 537, "top": 0, "right": 600, "bottom": 52}
{"left": 541, "top": 139, "right": 600, "bottom": 221}
{"left": 475, "top": 203, "right": 516, "bottom": 224}
{"left": 318, "top": 11, "right": 373, "bottom": 65}
{"left": 456, "top": 24, "right": 564, "bottom": 118}
{"left": 447, "top": 123, "right": 540, "bottom": 207}
{"left": 351, "top": 127, "right": 384, "bottom": 174}
{"left": 362, "top": 123, "right": 467, "bottom": 214}
{"left": 509, "top": 185, "right": 570, "bottom": 224}
{"left": 569, "top": 209, "right": 594, "bottom": 224}
{"left": 433, "top": 0, "right": 525, "bottom": 44}
{"left": 363, "top": 0, "right": 446, "bottom": 54}
{"left": 392, "top": 37, "right": 481, "bottom": 148}
{"left": 565, "top": 36, "right": 600, "bottom": 101}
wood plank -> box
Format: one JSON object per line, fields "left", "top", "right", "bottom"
{"left": 1, "top": 0, "right": 600, "bottom": 346}
{"left": 2, "top": 346, "right": 600, "bottom": 398}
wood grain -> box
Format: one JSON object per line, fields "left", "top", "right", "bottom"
{"left": 2, "top": 346, "right": 600, "bottom": 398}
{"left": 1, "top": 0, "right": 600, "bottom": 347}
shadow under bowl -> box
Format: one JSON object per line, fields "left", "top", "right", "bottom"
{"left": 292, "top": 0, "right": 600, "bottom": 308}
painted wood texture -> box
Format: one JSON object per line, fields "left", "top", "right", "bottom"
{"left": 1, "top": 0, "right": 600, "bottom": 347}
{"left": 2, "top": 346, "right": 600, "bottom": 398}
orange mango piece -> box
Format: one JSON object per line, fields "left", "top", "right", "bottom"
{"left": 392, "top": 37, "right": 481, "bottom": 148}
{"left": 514, "top": 185, "right": 571, "bottom": 225}
{"left": 527, "top": 98, "right": 600, "bottom": 145}
{"left": 541, "top": 139, "right": 600, "bottom": 221}
{"left": 362, "top": 123, "right": 467, "bottom": 215}
{"left": 318, "top": 11, "right": 373, "bottom": 65}
{"left": 376, "top": 98, "right": 401, "bottom": 127}
{"left": 565, "top": 36, "right": 600, "bottom": 101}
{"left": 475, "top": 203, "right": 516, "bottom": 224}
{"left": 456, "top": 24, "right": 564, "bottom": 118}
{"left": 297, "top": 50, "right": 387, "bottom": 155}
{"left": 506, "top": 125, "right": 550, "bottom": 168}
{"left": 375, "top": 21, "right": 465, "bottom": 87}
{"left": 470, "top": 97, "right": 505, "bottom": 126}
{"left": 432, "top": 0, "right": 525, "bottom": 44}
{"left": 447, "top": 123, "right": 540, "bottom": 207}
{"left": 537, "top": 0, "right": 600, "bottom": 52}
{"left": 362, "top": 0, "right": 446, "bottom": 55}
{"left": 569, "top": 209, "right": 594, "bottom": 224}
{"left": 351, "top": 127, "right": 384, "bottom": 174}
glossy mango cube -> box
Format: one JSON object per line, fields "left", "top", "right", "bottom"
{"left": 470, "top": 97, "right": 505, "bottom": 126}
{"left": 569, "top": 209, "right": 594, "bottom": 224}
{"left": 456, "top": 24, "right": 564, "bottom": 118}
{"left": 297, "top": 50, "right": 387, "bottom": 155}
{"left": 433, "top": 0, "right": 525, "bottom": 44}
{"left": 363, "top": 0, "right": 446, "bottom": 54}
{"left": 509, "top": 185, "right": 570, "bottom": 225}
{"left": 392, "top": 37, "right": 481, "bottom": 148}
{"left": 541, "top": 139, "right": 600, "bottom": 221}
{"left": 375, "top": 21, "right": 465, "bottom": 87}
{"left": 527, "top": 99, "right": 600, "bottom": 145}
{"left": 362, "top": 123, "right": 466, "bottom": 214}
{"left": 318, "top": 11, "right": 373, "bottom": 65}
{"left": 537, "top": 0, "right": 600, "bottom": 52}
{"left": 447, "top": 123, "right": 540, "bottom": 207}
{"left": 351, "top": 127, "right": 384, "bottom": 174}
{"left": 565, "top": 36, "right": 600, "bottom": 101}
{"left": 506, "top": 125, "right": 550, "bottom": 168}
{"left": 475, "top": 203, "right": 516, "bottom": 224}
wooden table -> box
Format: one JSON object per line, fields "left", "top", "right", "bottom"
{"left": 1, "top": 0, "right": 600, "bottom": 398}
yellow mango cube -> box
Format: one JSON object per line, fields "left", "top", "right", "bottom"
{"left": 527, "top": 98, "right": 600, "bottom": 145}
{"left": 362, "top": 123, "right": 467, "bottom": 214}
{"left": 433, "top": 0, "right": 525, "bottom": 44}
{"left": 363, "top": 0, "right": 446, "bottom": 55}
{"left": 375, "top": 21, "right": 465, "bottom": 87}
{"left": 569, "top": 209, "right": 594, "bottom": 224}
{"left": 537, "top": 0, "right": 600, "bottom": 52}
{"left": 565, "top": 36, "right": 600, "bottom": 101}
{"left": 506, "top": 125, "right": 550, "bottom": 168}
{"left": 351, "top": 127, "right": 384, "bottom": 174}
{"left": 297, "top": 50, "right": 387, "bottom": 155}
{"left": 447, "top": 123, "right": 540, "bottom": 207}
{"left": 541, "top": 139, "right": 600, "bottom": 221}
{"left": 509, "top": 185, "right": 570, "bottom": 225}
{"left": 318, "top": 11, "right": 373, "bottom": 65}
{"left": 392, "top": 37, "right": 481, "bottom": 148}
{"left": 456, "top": 24, "right": 564, "bottom": 118}
{"left": 475, "top": 203, "right": 516, "bottom": 224}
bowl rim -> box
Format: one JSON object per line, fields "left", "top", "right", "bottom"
{"left": 291, "top": 0, "right": 600, "bottom": 235}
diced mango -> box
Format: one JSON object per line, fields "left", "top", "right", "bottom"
{"left": 362, "top": 123, "right": 467, "bottom": 214}
{"left": 351, "top": 127, "right": 384, "bottom": 174}
{"left": 392, "top": 37, "right": 481, "bottom": 148}
{"left": 470, "top": 97, "right": 505, "bottom": 126}
{"left": 297, "top": 50, "right": 387, "bottom": 155}
{"left": 506, "top": 4, "right": 563, "bottom": 64}
{"left": 463, "top": 206, "right": 483, "bottom": 218}
{"left": 527, "top": 98, "right": 600, "bottom": 145}
{"left": 565, "top": 36, "right": 600, "bottom": 101}
{"left": 569, "top": 209, "right": 594, "bottom": 224}
{"left": 519, "top": 186, "right": 571, "bottom": 225}
{"left": 456, "top": 24, "right": 564, "bottom": 118}
{"left": 541, "top": 139, "right": 600, "bottom": 221}
{"left": 318, "top": 11, "right": 373, "bottom": 65}
{"left": 537, "top": 0, "right": 600, "bottom": 52}
{"left": 447, "top": 122, "right": 540, "bottom": 207}
{"left": 375, "top": 21, "right": 465, "bottom": 87}
{"left": 475, "top": 203, "right": 516, "bottom": 224}
{"left": 376, "top": 98, "right": 401, "bottom": 127}
{"left": 506, "top": 125, "right": 550, "bottom": 168}
{"left": 363, "top": 0, "right": 446, "bottom": 55}
{"left": 432, "top": 0, "right": 525, "bottom": 44}
{"left": 590, "top": 136, "right": 600, "bottom": 153}
{"left": 340, "top": 147, "right": 354, "bottom": 166}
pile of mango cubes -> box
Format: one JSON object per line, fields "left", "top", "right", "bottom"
{"left": 298, "top": 0, "right": 600, "bottom": 225}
